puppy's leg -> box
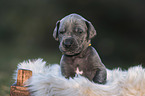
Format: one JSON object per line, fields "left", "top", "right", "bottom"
{"left": 93, "top": 67, "right": 107, "bottom": 84}
{"left": 61, "top": 63, "right": 75, "bottom": 78}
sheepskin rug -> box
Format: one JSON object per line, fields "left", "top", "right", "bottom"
{"left": 13, "top": 58, "right": 145, "bottom": 96}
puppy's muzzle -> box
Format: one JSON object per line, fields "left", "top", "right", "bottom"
{"left": 63, "top": 38, "right": 74, "bottom": 48}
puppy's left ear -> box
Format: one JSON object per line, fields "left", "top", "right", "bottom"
{"left": 53, "top": 20, "right": 60, "bottom": 41}
{"left": 85, "top": 20, "right": 96, "bottom": 40}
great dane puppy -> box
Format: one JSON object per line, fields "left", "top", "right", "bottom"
{"left": 53, "top": 13, "right": 107, "bottom": 84}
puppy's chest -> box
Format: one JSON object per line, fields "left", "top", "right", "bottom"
{"left": 73, "top": 58, "right": 86, "bottom": 65}
{"left": 71, "top": 57, "right": 89, "bottom": 71}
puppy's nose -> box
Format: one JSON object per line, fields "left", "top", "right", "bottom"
{"left": 63, "top": 38, "right": 73, "bottom": 48}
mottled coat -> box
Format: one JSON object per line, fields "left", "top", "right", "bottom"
{"left": 53, "top": 14, "right": 106, "bottom": 84}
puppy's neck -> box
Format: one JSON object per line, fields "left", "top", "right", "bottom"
{"left": 78, "top": 46, "right": 91, "bottom": 57}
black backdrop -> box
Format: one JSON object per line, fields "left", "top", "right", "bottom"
{"left": 0, "top": 0, "right": 145, "bottom": 70}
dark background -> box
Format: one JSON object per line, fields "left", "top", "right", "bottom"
{"left": 0, "top": 0, "right": 145, "bottom": 95}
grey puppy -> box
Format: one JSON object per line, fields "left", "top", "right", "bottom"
{"left": 53, "top": 13, "right": 107, "bottom": 84}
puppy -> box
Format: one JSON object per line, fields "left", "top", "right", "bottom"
{"left": 53, "top": 13, "right": 107, "bottom": 84}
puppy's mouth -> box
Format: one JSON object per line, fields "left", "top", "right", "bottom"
{"left": 59, "top": 41, "right": 82, "bottom": 55}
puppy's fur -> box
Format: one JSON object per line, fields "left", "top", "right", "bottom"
{"left": 53, "top": 13, "right": 107, "bottom": 84}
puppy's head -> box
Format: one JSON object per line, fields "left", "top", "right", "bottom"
{"left": 53, "top": 13, "right": 96, "bottom": 55}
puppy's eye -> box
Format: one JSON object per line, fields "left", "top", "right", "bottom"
{"left": 79, "top": 30, "right": 83, "bottom": 34}
{"left": 76, "top": 28, "right": 83, "bottom": 34}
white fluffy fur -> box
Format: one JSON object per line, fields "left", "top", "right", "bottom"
{"left": 13, "top": 59, "right": 145, "bottom": 96}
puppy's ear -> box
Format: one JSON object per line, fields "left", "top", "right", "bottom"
{"left": 85, "top": 20, "right": 96, "bottom": 40}
{"left": 53, "top": 20, "right": 60, "bottom": 41}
